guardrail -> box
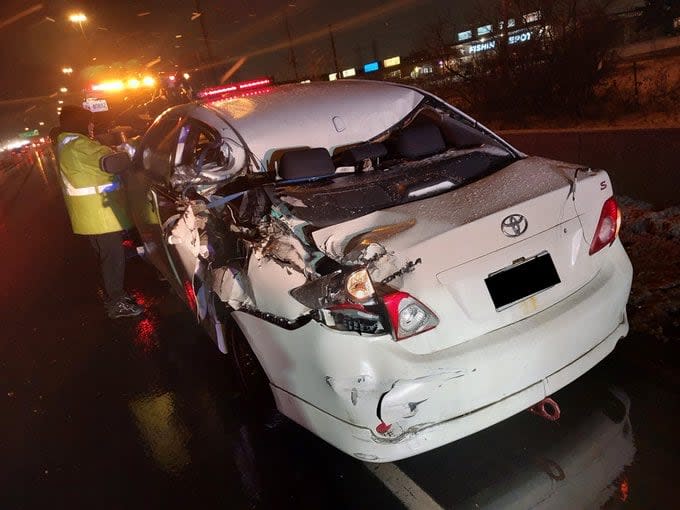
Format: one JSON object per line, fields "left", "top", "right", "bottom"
{"left": 500, "top": 127, "right": 680, "bottom": 208}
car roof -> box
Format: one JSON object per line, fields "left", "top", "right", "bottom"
{"left": 199, "top": 80, "right": 425, "bottom": 170}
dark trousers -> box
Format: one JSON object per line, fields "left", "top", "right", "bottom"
{"left": 88, "top": 231, "right": 125, "bottom": 303}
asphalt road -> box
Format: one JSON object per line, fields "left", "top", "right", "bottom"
{"left": 1, "top": 150, "right": 678, "bottom": 509}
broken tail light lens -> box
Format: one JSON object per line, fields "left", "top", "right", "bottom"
{"left": 589, "top": 196, "right": 621, "bottom": 255}
{"left": 346, "top": 268, "right": 375, "bottom": 301}
{"left": 382, "top": 292, "right": 438, "bottom": 341}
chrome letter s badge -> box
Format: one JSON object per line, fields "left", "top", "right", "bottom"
{"left": 501, "top": 214, "right": 528, "bottom": 237}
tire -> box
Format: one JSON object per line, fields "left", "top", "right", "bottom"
{"left": 226, "top": 320, "right": 274, "bottom": 409}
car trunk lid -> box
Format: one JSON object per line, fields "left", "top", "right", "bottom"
{"left": 311, "top": 157, "right": 611, "bottom": 353}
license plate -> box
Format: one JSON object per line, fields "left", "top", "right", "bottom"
{"left": 485, "top": 252, "right": 561, "bottom": 310}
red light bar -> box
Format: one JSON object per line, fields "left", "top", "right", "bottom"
{"left": 197, "top": 78, "right": 272, "bottom": 99}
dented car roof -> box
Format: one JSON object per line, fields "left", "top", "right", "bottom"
{"left": 203, "top": 80, "right": 425, "bottom": 169}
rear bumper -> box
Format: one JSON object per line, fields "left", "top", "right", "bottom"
{"left": 272, "top": 317, "right": 627, "bottom": 462}
{"left": 237, "top": 242, "right": 632, "bottom": 462}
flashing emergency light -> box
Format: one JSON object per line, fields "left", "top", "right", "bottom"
{"left": 197, "top": 78, "right": 272, "bottom": 100}
{"left": 92, "top": 80, "right": 125, "bottom": 92}
{"left": 90, "top": 76, "right": 157, "bottom": 93}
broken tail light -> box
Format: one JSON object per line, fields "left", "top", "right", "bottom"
{"left": 291, "top": 269, "right": 437, "bottom": 340}
{"left": 382, "top": 292, "right": 439, "bottom": 341}
{"left": 589, "top": 196, "right": 621, "bottom": 255}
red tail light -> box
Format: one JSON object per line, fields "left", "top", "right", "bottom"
{"left": 589, "top": 196, "right": 622, "bottom": 255}
{"left": 382, "top": 292, "right": 438, "bottom": 341}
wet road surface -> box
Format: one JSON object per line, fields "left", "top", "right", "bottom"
{"left": 1, "top": 151, "right": 678, "bottom": 509}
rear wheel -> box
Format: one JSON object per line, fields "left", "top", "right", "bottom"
{"left": 226, "top": 320, "right": 274, "bottom": 409}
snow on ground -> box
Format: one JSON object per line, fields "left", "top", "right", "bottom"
{"left": 618, "top": 196, "right": 680, "bottom": 346}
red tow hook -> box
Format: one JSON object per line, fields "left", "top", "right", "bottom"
{"left": 529, "top": 397, "right": 561, "bottom": 421}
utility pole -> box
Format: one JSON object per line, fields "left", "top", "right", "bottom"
{"left": 328, "top": 24, "right": 340, "bottom": 76}
{"left": 194, "top": 0, "right": 218, "bottom": 82}
{"left": 283, "top": 9, "right": 299, "bottom": 80}
{"left": 372, "top": 39, "right": 379, "bottom": 62}
{"left": 500, "top": 0, "right": 510, "bottom": 82}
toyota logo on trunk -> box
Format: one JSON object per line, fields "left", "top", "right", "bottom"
{"left": 501, "top": 214, "right": 528, "bottom": 237}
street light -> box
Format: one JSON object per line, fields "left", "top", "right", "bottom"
{"left": 60, "top": 87, "right": 68, "bottom": 93}
{"left": 62, "top": 67, "right": 73, "bottom": 75}
{"left": 68, "top": 13, "right": 87, "bottom": 23}
{"left": 68, "top": 12, "right": 87, "bottom": 37}
{"left": 39, "top": 121, "right": 45, "bottom": 126}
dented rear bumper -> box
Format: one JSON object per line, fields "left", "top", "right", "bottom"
{"left": 235, "top": 241, "right": 632, "bottom": 462}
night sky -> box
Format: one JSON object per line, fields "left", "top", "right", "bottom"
{"left": 0, "top": 0, "right": 639, "bottom": 140}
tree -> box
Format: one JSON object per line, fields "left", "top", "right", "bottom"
{"left": 414, "top": 0, "right": 619, "bottom": 118}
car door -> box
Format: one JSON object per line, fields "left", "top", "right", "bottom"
{"left": 127, "top": 114, "right": 186, "bottom": 297}
{"left": 160, "top": 118, "right": 227, "bottom": 318}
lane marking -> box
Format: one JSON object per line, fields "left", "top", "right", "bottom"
{"left": 364, "top": 462, "right": 444, "bottom": 510}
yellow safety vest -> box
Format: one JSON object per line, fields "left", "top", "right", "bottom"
{"left": 57, "top": 132, "right": 132, "bottom": 235}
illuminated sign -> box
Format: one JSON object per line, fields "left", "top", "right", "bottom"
{"left": 458, "top": 30, "right": 472, "bottom": 41}
{"left": 363, "top": 61, "right": 379, "bottom": 73}
{"left": 341, "top": 68, "right": 356, "bottom": 78}
{"left": 509, "top": 31, "right": 532, "bottom": 44}
{"left": 383, "top": 56, "right": 401, "bottom": 67}
{"left": 477, "top": 24, "right": 492, "bottom": 36}
{"left": 498, "top": 19, "right": 516, "bottom": 30}
{"left": 19, "top": 129, "right": 39, "bottom": 138}
{"left": 328, "top": 73, "right": 338, "bottom": 81}
{"left": 523, "top": 10, "right": 541, "bottom": 23}
{"left": 468, "top": 40, "right": 496, "bottom": 54}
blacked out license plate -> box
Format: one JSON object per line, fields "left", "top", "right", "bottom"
{"left": 485, "top": 252, "right": 561, "bottom": 310}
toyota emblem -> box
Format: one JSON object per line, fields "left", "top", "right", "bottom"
{"left": 501, "top": 214, "right": 528, "bottom": 237}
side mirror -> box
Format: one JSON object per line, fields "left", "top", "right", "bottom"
{"left": 100, "top": 151, "right": 132, "bottom": 175}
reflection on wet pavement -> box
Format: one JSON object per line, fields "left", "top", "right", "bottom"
{"left": 394, "top": 383, "right": 636, "bottom": 509}
{"left": 1, "top": 152, "right": 678, "bottom": 509}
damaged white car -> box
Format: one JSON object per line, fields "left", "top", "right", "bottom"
{"left": 124, "top": 79, "right": 632, "bottom": 462}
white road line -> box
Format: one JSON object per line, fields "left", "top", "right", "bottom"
{"left": 364, "top": 462, "right": 444, "bottom": 510}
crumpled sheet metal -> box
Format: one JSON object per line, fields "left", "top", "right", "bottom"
{"left": 210, "top": 266, "right": 254, "bottom": 309}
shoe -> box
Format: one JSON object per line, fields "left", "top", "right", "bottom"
{"left": 107, "top": 298, "right": 143, "bottom": 319}
{"left": 122, "top": 293, "right": 139, "bottom": 306}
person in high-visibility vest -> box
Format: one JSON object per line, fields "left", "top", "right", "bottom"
{"left": 57, "top": 105, "right": 143, "bottom": 319}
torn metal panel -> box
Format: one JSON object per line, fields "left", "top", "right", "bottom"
{"left": 209, "top": 266, "right": 254, "bottom": 310}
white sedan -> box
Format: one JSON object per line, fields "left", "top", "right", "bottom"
{"left": 124, "top": 79, "right": 632, "bottom": 462}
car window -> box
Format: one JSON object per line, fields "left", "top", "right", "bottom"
{"left": 140, "top": 115, "right": 183, "bottom": 183}
{"left": 176, "top": 120, "right": 225, "bottom": 172}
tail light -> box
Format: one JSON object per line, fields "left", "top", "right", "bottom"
{"left": 382, "top": 292, "right": 438, "bottom": 341}
{"left": 589, "top": 196, "right": 622, "bottom": 255}
{"left": 291, "top": 268, "right": 438, "bottom": 340}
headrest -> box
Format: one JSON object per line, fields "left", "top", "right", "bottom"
{"left": 278, "top": 147, "right": 335, "bottom": 180}
{"left": 336, "top": 142, "right": 387, "bottom": 166}
{"left": 395, "top": 123, "right": 446, "bottom": 159}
